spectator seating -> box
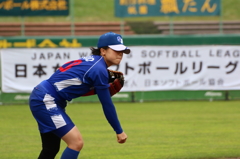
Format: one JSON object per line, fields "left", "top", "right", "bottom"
{"left": 0, "top": 22, "right": 135, "bottom": 36}
{"left": 153, "top": 21, "right": 240, "bottom": 35}
{"left": 1, "top": 21, "right": 240, "bottom": 36}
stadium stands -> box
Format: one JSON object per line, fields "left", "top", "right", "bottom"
{"left": 0, "top": 22, "right": 135, "bottom": 36}
{"left": 1, "top": 21, "right": 240, "bottom": 36}
{"left": 153, "top": 21, "right": 240, "bottom": 35}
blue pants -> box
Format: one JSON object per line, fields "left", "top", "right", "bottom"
{"left": 29, "top": 80, "right": 75, "bottom": 138}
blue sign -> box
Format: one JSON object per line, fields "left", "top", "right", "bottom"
{"left": 115, "top": 0, "right": 221, "bottom": 17}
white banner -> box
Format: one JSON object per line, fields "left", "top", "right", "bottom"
{"left": 1, "top": 46, "right": 240, "bottom": 93}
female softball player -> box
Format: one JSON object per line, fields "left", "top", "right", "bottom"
{"left": 29, "top": 32, "right": 130, "bottom": 159}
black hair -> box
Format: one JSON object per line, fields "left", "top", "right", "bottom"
{"left": 90, "top": 46, "right": 109, "bottom": 55}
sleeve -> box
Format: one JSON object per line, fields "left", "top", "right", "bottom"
{"left": 85, "top": 65, "right": 109, "bottom": 90}
{"left": 96, "top": 88, "right": 123, "bottom": 134}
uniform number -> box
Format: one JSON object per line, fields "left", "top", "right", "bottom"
{"left": 59, "top": 60, "right": 82, "bottom": 72}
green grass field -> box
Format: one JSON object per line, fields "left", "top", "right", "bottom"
{"left": 1, "top": 101, "right": 240, "bottom": 159}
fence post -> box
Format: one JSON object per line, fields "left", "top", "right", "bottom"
{"left": 169, "top": 16, "right": 174, "bottom": 35}
{"left": 219, "top": 0, "right": 223, "bottom": 34}
{"left": 21, "top": 16, "right": 25, "bottom": 37}
{"left": 225, "top": 91, "right": 229, "bottom": 101}
{"left": 70, "top": 0, "right": 75, "bottom": 36}
{"left": 131, "top": 92, "right": 135, "bottom": 102}
{"left": 120, "top": 19, "right": 125, "bottom": 35}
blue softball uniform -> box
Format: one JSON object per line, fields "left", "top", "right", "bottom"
{"left": 29, "top": 55, "right": 123, "bottom": 137}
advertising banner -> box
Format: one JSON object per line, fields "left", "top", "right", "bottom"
{"left": 115, "top": 0, "right": 220, "bottom": 17}
{"left": 1, "top": 45, "right": 240, "bottom": 93}
{"left": 0, "top": 0, "right": 69, "bottom": 16}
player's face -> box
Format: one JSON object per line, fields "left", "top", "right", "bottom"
{"left": 101, "top": 48, "right": 123, "bottom": 67}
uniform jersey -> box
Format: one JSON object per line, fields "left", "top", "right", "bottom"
{"left": 29, "top": 55, "right": 123, "bottom": 137}
{"left": 47, "top": 55, "right": 110, "bottom": 101}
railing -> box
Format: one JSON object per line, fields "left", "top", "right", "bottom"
{"left": 0, "top": 22, "right": 135, "bottom": 36}
{"left": 153, "top": 21, "right": 240, "bottom": 35}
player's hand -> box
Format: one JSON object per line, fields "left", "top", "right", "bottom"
{"left": 117, "top": 132, "right": 127, "bottom": 144}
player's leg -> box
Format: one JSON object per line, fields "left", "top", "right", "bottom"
{"left": 30, "top": 87, "right": 82, "bottom": 159}
{"left": 29, "top": 89, "right": 61, "bottom": 159}
{"left": 60, "top": 126, "right": 83, "bottom": 159}
{"left": 38, "top": 132, "right": 61, "bottom": 159}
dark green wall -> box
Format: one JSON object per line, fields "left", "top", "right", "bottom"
{"left": 1, "top": 34, "right": 240, "bottom": 49}
{"left": 1, "top": 34, "right": 240, "bottom": 104}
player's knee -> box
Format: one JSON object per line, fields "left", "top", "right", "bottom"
{"left": 69, "top": 139, "right": 84, "bottom": 151}
{"left": 75, "top": 139, "right": 84, "bottom": 151}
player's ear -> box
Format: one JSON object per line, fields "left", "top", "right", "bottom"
{"left": 100, "top": 48, "right": 106, "bottom": 56}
